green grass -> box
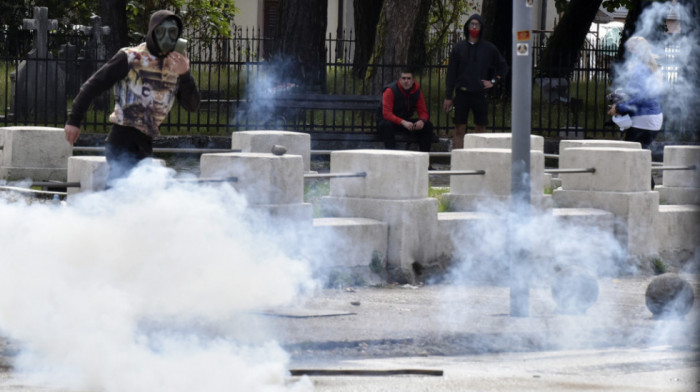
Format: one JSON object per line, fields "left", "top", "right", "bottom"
{"left": 428, "top": 186, "right": 450, "bottom": 212}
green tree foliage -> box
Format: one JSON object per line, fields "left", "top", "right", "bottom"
{"left": 0, "top": 0, "right": 93, "bottom": 56}
{"left": 0, "top": 0, "right": 238, "bottom": 56}
{"left": 126, "top": 0, "right": 238, "bottom": 42}
{"left": 425, "top": 0, "right": 475, "bottom": 63}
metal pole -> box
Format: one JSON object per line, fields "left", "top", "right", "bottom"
{"left": 545, "top": 167, "right": 596, "bottom": 174}
{"left": 510, "top": 0, "right": 534, "bottom": 317}
{"left": 651, "top": 165, "right": 697, "bottom": 171}
{"left": 304, "top": 172, "right": 367, "bottom": 179}
{"left": 427, "top": 170, "right": 486, "bottom": 176}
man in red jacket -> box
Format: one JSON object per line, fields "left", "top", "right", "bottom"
{"left": 377, "top": 70, "right": 434, "bottom": 153}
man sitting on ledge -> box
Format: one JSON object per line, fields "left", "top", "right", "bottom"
{"left": 377, "top": 70, "right": 435, "bottom": 153}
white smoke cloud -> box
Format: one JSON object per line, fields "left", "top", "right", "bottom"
{"left": 612, "top": 2, "right": 699, "bottom": 137}
{"left": 0, "top": 163, "right": 315, "bottom": 392}
{"left": 438, "top": 197, "right": 698, "bottom": 352}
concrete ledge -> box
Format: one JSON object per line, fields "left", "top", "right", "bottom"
{"left": 656, "top": 186, "right": 700, "bottom": 205}
{"left": 250, "top": 203, "right": 314, "bottom": 224}
{"left": 436, "top": 211, "right": 496, "bottom": 258}
{"left": 464, "top": 133, "right": 544, "bottom": 151}
{"left": 656, "top": 204, "right": 700, "bottom": 270}
{"left": 313, "top": 217, "right": 388, "bottom": 285}
{"left": 442, "top": 193, "right": 552, "bottom": 212}
{"left": 560, "top": 139, "right": 641, "bottom": 151}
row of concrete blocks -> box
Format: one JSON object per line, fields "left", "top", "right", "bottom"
{"left": 2, "top": 127, "right": 699, "bottom": 283}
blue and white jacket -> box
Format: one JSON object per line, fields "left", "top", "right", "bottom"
{"left": 616, "top": 63, "right": 663, "bottom": 131}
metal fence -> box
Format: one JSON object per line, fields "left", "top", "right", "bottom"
{"left": 0, "top": 27, "right": 682, "bottom": 139}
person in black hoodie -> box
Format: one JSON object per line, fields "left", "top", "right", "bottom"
{"left": 443, "top": 14, "right": 508, "bottom": 149}
{"left": 64, "top": 10, "right": 200, "bottom": 183}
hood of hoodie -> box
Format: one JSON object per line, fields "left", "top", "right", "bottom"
{"left": 146, "top": 10, "right": 183, "bottom": 57}
{"left": 464, "top": 14, "right": 485, "bottom": 41}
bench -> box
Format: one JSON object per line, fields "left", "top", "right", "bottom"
{"left": 202, "top": 92, "right": 430, "bottom": 149}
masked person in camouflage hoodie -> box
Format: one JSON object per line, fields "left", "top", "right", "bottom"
{"left": 64, "top": 10, "right": 200, "bottom": 183}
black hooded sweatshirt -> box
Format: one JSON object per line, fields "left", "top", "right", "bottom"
{"left": 67, "top": 10, "right": 199, "bottom": 134}
{"left": 445, "top": 14, "right": 508, "bottom": 99}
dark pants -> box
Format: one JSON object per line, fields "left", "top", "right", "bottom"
{"left": 377, "top": 119, "right": 434, "bottom": 152}
{"left": 105, "top": 124, "right": 153, "bottom": 184}
{"left": 624, "top": 127, "right": 658, "bottom": 188}
{"left": 623, "top": 127, "right": 658, "bottom": 150}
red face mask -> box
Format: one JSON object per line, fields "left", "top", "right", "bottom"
{"left": 469, "top": 29, "right": 480, "bottom": 39}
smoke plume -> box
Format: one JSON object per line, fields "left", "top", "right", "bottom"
{"left": 0, "top": 162, "right": 315, "bottom": 391}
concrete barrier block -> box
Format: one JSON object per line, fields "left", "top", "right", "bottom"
{"left": 656, "top": 205, "right": 700, "bottom": 259}
{"left": 656, "top": 205, "right": 700, "bottom": 269}
{"left": 67, "top": 156, "right": 109, "bottom": 196}
{"left": 320, "top": 196, "right": 437, "bottom": 283}
{"left": 450, "top": 148, "right": 544, "bottom": 197}
{"left": 0, "top": 126, "right": 72, "bottom": 181}
{"left": 313, "top": 217, "right": 388, "bottom": 268}
{"left": 436, "top": 211, "right": 496, "bottom": 258}
{"left": 560, "top": 147, "right": 650, "bottom": 192}
{"left": 231, "top": 130, "right": 311, "bottom": 172}
{"left": 662, "top": 145, "right": 700, "bottom": 188}
{"left": 200, "top": 152, "right": 304, "bottom": 204}
{"left": 553, "top": 189, "right": 659, "bottom": 268}
{"left": 464, "top": 133, "right": 544, "bottom": 151}
{"left": 329, "top": 150, "right": 428, "bottom": 199}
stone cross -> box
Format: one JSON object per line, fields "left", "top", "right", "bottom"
{"left": 79, "top": 14, "right": 111, "bottom": 61}
{"left": 22, "top": 6, "right": 58, "bottom": 59}
{"left": 11, "top": 6, "right": 65, "bottom": 121}
{"left": 78, "top": 15, "right": 111, "bottom": 110}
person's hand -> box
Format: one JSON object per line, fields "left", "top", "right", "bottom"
{"left": 414, "top": 119, "right": 425, "bottom": 130}
{"left": 482, "top": 80, "right": 494, "bottom": 89}
{"left": 64, "top": 124, "right": 80, "bottom": 145}
{"left": 443, "top": 99, "right": 453, "bottom": 113}
{"left": 401, "top": 120, "right": 414, "bottom": 131}
{"left": 608, "top": 105, "right": 617, "bottom": 116}
{"left": 166, "top": 51, "right": 190, "bottom": 75}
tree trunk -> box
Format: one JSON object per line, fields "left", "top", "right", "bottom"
{"left": 366, "top": 0, "right": 426, "bottom": 94}
{"left": 100, "top": 0, "right": 129, "bottom": 57}
{"left": 406, "top": 0, "right": 431, "bottom": 73}
{"left": 481, "top": 0, "right": 512, "bottom": 95}
{"left": 537, "top": 0, "right": 603, "bottom": 78}
{"left": 352, "top": 0, "right": 383, "bottom": 78}
{"left": 274, "top": 0, "right": 328, "bottom": 91}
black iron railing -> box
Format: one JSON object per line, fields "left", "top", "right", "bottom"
{"left": 0, "top": 28, "right": 684, "bottom": 140}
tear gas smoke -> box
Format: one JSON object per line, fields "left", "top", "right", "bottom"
{"left": 438, "top": 199, "right": 697, "bottom": 351}
{"left": 0, "top": 162, "right": 315, "bottom": 392}
{"left": 611, "top": 2, "right": 700, "bottom": 138}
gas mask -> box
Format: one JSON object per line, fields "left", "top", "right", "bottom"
{"left": 154, "top": 19, "right": 179, "bottom": 54}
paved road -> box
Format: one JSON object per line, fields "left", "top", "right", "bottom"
{"left": 1, "top": 275, "right": 698, "bottom": 391}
